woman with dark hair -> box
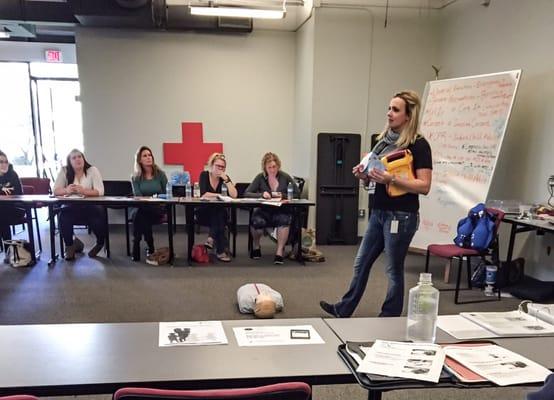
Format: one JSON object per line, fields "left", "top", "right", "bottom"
{"left": 53, "top": 149, "right": 107, "bottom": 260}
{"left": 130, "top": 146, "right": 168, "bottom": 262}
{"left": 0, "top": 150, "right": 26, "bottom": 256}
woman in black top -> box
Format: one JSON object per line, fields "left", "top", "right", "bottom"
{"left": 320, "top": 90, "right": 433, "bottom": 318}
{"left": 245, "top": 152, "right": 299, "bottom": 265}
{"left": 0, "top": 150, "right": 26, "bottom": 249}
{"left": 197, "top": 153, "right": 237, "bottom": 262}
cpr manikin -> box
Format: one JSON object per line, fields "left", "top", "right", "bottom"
{"left": 237, "top": 283, "right": 283, "bottom": 318}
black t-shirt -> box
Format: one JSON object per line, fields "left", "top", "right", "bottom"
{"left": 372, "top": 136, "right": 432, "bottom": 213}
{"left": 199, "top": 170, "right": 223, "bottom": 195}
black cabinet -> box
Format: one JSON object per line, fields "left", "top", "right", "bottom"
{"left": 316, "top": 133, "right": 360, "bottom": 245}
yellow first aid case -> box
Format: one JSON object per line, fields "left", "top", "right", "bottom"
{"left": 381, "top": 149, "right": 415, "bottom": 197}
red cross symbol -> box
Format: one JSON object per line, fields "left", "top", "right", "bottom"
{"left": 163, "top": 122, "right": 223, "bottom": 183}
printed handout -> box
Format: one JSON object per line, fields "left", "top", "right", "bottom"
{"left": 445, "top": 344, "right": 551, "bottom": 386}
{"left": 356, "top": 340, "right": 445, "bottom": 383}
{"left": 159, "top": 321, "right": 228, "bottom": 347}
{"left": 461, "top": 311, "right": 554, "bottom": 337}
{"left": 233, "top": 325, "right": 324, "bottom": 347}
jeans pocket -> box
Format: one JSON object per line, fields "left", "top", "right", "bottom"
{"left": 392, "top": 211, "right": 418, "bottom": 234}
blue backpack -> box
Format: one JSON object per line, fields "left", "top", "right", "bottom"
{"left": 453, "top": 203, "right": 496, "bottom": 251}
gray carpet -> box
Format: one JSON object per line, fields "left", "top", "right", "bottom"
{"left": 0, "top": 224, "right": 536, "bottom": 399}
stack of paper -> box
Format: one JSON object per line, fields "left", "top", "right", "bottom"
{"left": 356, "top": 340, "right": 445, "bottom": 383}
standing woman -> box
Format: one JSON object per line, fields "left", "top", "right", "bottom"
{"left": 320, "top": 90, "right": 432, "bottom": 318}
{"left": 0, "top": 150, "right": 26, "bottom": 248}
{"left": 197, "top": 153, "right": 238, "bottom": 262}
{"left": 53, "top": 149, "right": 107, "bottom": 260}
{"left": 245, "top": 152, "right": 299, "bottom": 265}
{"left": 131, "top": 146, "right": 168, "bottom": 262}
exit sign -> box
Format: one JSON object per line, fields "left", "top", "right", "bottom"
{"left": 45, "top": 49, "right": 63, "bottom": 63}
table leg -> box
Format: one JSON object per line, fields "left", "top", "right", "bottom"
{"left": 295, "top": 206, "right": 305, "bottom": 265}
{"left": 167, "top": 203, "right": 174, "bottom": 264}
{"left": 367, "top": 390, "right": 382, "bottom": 400}
{"left": 25, "top": 204, "right": 37, "bottom": 264}
{"left": 48, "top": 204, "right": 58, "bottom": 266}
{"left": 185, "top": 204, "right": 195, "bottom": 266}
{"left": 506, "top": 223, "right": 517, "bottom": 262}
{"left": 231, "top": 206, "right": 237, "bottom": 258}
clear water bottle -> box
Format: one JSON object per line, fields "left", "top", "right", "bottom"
{"left": 185, "top": 181, "right": 192, "bottom": 198}
{"left": 287, "top": 181, "right": 294, "bottom": 201}
{"left": 406, "top": 273, "right": 440, "bottom": 343}
{"left": 165, "top": 181, "right": 173, "bottom": 199}
{"left": 221, "top": 183, "right": 228, "bottom": 197}
{"left": 193, "top": 182, "right": 200, "bottom": 198}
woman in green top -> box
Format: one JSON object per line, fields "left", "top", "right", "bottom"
{"left": 131, "top": 146, "right": 168, "bottom": 262}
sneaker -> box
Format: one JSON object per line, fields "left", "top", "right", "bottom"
{"left": 204, "top": 237, "right": 214, "bottom": 250}
{"left": 74, "top": 237, "right": 84, "bottom": 253}
{"left": 273, "top": 255, "right": 284, "bottom": 265}
{"left": 88, "top": 243, "right": 104, "bottom": 258}
{"left": 250, "top": 248, "right": 261, "bottom": 259}
{"left": 319, "top": 300, "right": 340, "bottom": 318}
{"left": 64, "top": 244, "right": 76, "bottom": 261}
{"left": 217, "top": 252, "right": 231, "bottom": 262}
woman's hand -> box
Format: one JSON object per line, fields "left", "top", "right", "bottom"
{"left": 262, "top": 191, "right": 272, "bottom": 199}
{"left": 1, "top": 187, "right": 13, "bottom": 195}
{"left": 352, "top": 164, "right": 368, "bottom": 181}
{"left": 368, "top": 168, "right": 393, "bottom": 185}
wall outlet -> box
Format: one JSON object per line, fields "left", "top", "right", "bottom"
{"left": 358, "top": 209, "right": 366, "bottom": 218}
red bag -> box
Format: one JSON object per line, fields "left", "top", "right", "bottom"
{"left": 192, "top": 244, "right": 209, "bottom": 264}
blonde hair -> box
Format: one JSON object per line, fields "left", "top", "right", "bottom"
{"left": 378, "top": 90, "right": 422, "bottom": 148}
{"left": 261, "top": 152, "right": 281, "bottom": 174}
{"left": 207, "top": 153, "right": 226, "bottom": 168}
{"left": 133, "top": 146, "right": 161, "bottom": 179}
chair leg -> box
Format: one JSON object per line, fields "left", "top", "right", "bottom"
{"left": 455, "top": 256, "right": 463, "bottom": 304}
{"left": 125, "top": 208, "right": 130, "bottom": 257}
{"left": 425, "top": 249, "right": 430, "bottom": 273}
{"left": 247, "top": 209, "right": 253, "bottom": 254}
{"left": 467, "top": 256, "right": 472, "bottom": 289}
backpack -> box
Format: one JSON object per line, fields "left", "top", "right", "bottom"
{"left": 3, "top": 240, "right": 34, "bottom": 268}
{"left": 453, "top": 203, "right": 496, "bottom": 251}
{"left": 191, "top": 244, "right": 209, "bottom": 264}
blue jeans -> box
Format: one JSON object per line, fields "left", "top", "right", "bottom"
{"left": 334, "top": 209, "right": 419, "bottom": 317}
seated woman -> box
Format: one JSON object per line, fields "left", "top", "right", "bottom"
{"left": 53, "top": 149, "right": 107, "bottom": 260}
{"left": 197, "top": 153, "right": 238, "bottom": 262}
{"left": 0, "top": 150, "right": 26, "bottom": 257}
{"left": 245, "top": 152, "right": 299, "bottom": 264}
{"left": 130, "top": 146, "right": 168, "bottom": 262}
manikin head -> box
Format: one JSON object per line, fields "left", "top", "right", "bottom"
{"left": 254, "top": 293, "right": 277, "bottom": 319}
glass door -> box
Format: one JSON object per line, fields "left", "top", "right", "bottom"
{"left": 0, "top": 62, "right": 37, "bottom": 177}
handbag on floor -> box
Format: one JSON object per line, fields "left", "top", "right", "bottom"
{"left": 3, "top": 240, "right": 34, "bottom": 268}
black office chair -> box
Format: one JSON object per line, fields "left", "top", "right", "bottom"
{"left": 103, "top": 180, "right": 134, "bottom": 256}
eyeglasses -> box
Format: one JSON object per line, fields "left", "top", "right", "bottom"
{"left": 214, "top": 163, "right": 226, "bottom": 170}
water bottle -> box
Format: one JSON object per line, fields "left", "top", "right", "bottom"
{"left": 193, "top": 182, "right": 200, "bottom": 198}
{"left": 287, "top": 181, "right": 294, "bottom": 201}
{"left": 406, "top": 273, "right": 440, "bottom": 343}
{"left": 185, "top": 181, "right": 192, "bottom": 198}
{"left": 484, "top": 265, "right": 497, "bottom": 296}
{"left": 221, "top": 183, "right": 228, "bottom": 197}
{"left": 165, "top": 181, "right": 173, "bottom": 199}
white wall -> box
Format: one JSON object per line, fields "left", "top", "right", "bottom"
{"left": 293, "top": 15, "right": 315, "bottom": 180}
{"left": 438, "top": 0, "right": 554, "bottom": 279}
{"left": 77, "top": 28, "right": 296, "bottom": 183}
